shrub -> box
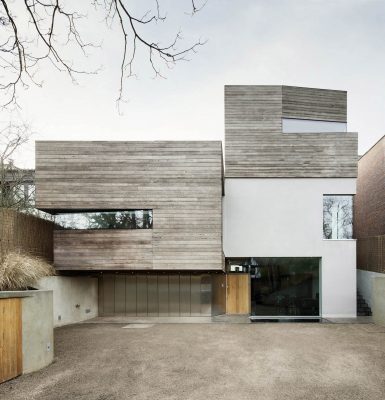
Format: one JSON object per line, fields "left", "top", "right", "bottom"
{"left": 0, "top": 252, "right": 55, "bottom": 291}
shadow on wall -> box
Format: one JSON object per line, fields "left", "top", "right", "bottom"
{"left": 38, "top": 276, "right": 98, "bottom": 327}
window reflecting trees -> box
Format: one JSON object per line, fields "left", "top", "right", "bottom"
{"left": 55, "top": 210, "right": 153, "bottom": 230}
{"left": 323, "top": 195, "right": 353, "bottom": 239}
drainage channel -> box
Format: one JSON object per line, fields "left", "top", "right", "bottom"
{"left": 249, "top": 317, "right": 323, "bottom": 323}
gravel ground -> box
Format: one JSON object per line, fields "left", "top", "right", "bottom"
{"left": 1, "top": 322, "right": 385, "bottom": 400}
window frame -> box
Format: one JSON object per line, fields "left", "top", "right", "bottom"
{"left": 54, "top": 209, "right": 153, "bottom": 230}
{"left": 322, "top": 194, "right": 354, "bottom": 240}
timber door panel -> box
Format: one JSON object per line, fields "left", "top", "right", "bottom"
{"left": 226, "top": 274, "right": 250, "bottom": 314}
{"left": 0, "top": 298, "right": 22, "bottom": 384}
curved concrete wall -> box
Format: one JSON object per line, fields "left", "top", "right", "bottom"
{"left": 38, "top": 276, "right": 98, "bottom": 327}
{"left": 0, "top": 290, "right": 54, "bottom": 375}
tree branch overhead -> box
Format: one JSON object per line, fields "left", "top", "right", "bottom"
{"left": 0, "top": 0, "right": 207, "bottom": 107}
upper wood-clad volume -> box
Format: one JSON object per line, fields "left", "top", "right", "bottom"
{"left": 282, "top": 86, "right": 347, "bottom": 122}
{"left": 225, "top": 85, "right": 357, "bottom": 178}
{"left": 35, "top": 141, "right": 223, "bottom": 271}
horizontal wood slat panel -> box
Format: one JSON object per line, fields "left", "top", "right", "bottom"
{"left": 282, "top": 86, "right": 347, "bottom": 122}
{"left": 36, "top": 141, "right": 223, "bottom": 271}
{"left": 54, "top": 230, "right": 152, "bottom": 270}
{"left": 225, "top": 85, "right": 357, "bottom": 178}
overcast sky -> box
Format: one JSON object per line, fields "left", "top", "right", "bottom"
{"left": 7, "top": 0, "right": 385, "bottom": 167}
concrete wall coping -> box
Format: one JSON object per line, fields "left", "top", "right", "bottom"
{"left": 0, "top": 289, "right": 52, "bottom": 299}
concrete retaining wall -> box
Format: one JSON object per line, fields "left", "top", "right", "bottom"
{"left": 357, "top": 269, "right": 384, "bottom": 308}
{"left": 38, "top": 276, "right": 98, "bottom": 327}
{"left": 0, "top": 290, "right": 54, "bottom": 375}
{"left": 21, "top": 290, "right": 54, "bottom": 374}
{"left": 373, "top": 277, "right": 385, "bottom": 327}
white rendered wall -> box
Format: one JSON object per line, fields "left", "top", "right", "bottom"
{"left": 38, "top": 276, "right": 98, "bottom": 327}
{"left": 223, "top": 178, "right": 357, "bottom": 318}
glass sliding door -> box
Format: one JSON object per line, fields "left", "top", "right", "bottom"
{"left": 227, "top": 257, "right": 320, "bottom": 317}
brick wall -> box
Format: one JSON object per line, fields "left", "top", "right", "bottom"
{"left": 357, "top": 235, "right": 385, "bottom": 273}
{"left": 355, "top": 136, "right": 385, "bottom": 273}
{"left": 354, "top": 137, "right": 385, "bottom": 238}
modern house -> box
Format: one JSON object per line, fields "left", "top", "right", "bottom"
{"left": 355, "top": 135, "right": 385, "bottom": 310}
{"left": 35, "top": 85, "right": 358, "bottom": 320}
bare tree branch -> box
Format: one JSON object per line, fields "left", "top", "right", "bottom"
{"left": 0, "top": 121, "right": 34, "bottom": 211}
{"left": 0, "top": 0, "right": 207, "bottom": 108}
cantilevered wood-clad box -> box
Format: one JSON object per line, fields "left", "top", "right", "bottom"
{"left": 225, "top": 85, "right": 358, "bottom": 178}
{"left": 35, "top": 141, "right": 224, "bottom": 271}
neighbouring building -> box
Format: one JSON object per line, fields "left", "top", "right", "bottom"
{"left": 355, "top": 135, "right": 385, "bottom": 311}
{"left": 35, "top": 85, "right": 358, "bottom": 320}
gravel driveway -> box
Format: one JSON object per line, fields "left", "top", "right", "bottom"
{"left": 1, "top": 322, "right": 385, "bottom": 400}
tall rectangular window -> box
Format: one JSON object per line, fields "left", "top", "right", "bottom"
{"left": 323, "top": 195, "right": 353, "bottom": 239}
{"left": 55, "top": 210, "right": 153, "bottom": 230}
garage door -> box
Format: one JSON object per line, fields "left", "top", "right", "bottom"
{"left": 98, "top": 273, "right": 212, "bottom": 316}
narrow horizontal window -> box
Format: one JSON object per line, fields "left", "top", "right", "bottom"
{"left": 282, "top": 118, "right": 347, "bottom": 133}
{"left": 55, "top": 210, "right": 153, "bottom": 230}
{"left": 323, "top": 196, "right": 352, "bottom": 239}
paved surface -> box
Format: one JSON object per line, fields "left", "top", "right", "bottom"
{"left": 1, "top": 322, "right": 385, "bottom": 400}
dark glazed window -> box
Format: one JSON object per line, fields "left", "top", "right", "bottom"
{"left": 55, "top": 210, "right": 153, "bottom": 230}
{"left": 227, "top": 257, "right": 320, "bottom": 317}
{"left": 323, "top": 195, "right": 353, "bottom": 239}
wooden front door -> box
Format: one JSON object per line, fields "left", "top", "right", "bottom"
{"left": 226, "top": 274, "right": 250, "bottom": 314}
{"left": 0, "top": 298, "right": 22, "bottom": 383}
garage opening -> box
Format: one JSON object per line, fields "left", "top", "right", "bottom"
{"left": 98, "top": 273, "right": 215, "bottom": 317}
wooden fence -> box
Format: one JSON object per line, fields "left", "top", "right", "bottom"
{"left": 0, "top": 209, "right": 54, "bottom": 262}
{"left": 357, "top": 235, "right": 385, "bottom": 273}
{"left": 0, "top": 297, "right": 22, "bottom": 383}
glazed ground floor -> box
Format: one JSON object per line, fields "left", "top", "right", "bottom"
{"left": 95, "top": 254, "right": 355, "bottom": 319}
{"left": 39, "top": 258, "right": 356, "bottom": 326}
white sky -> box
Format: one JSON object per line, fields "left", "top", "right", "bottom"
{"left": 6, "top": 0, "right": 385, "bottom": 167}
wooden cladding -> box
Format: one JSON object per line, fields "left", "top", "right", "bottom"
{"left": 282, "top": 86, "right": 347, "bottom": 122}
{"left": 0, "top": 298, "right": 22, "bottom": 384}
{"left": 36, "top": 141, "right": 223, "bottom": 271}
{"left": 54, "top": 230, "right": 153, "bottom": 270}
{"left": 226, "top": 274, "right": 250, "bottom": 314}
{"left": 225, "top": 85, "right": 357, "bottom": 178}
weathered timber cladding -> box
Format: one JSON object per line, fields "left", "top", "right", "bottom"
{"left": 54, "top": 230, "right": 152, "bottom": 270}
{"left": 354, "top": 136, "right": 385, "bottom": 239}
{"left": 225, "top": 85, "right": 357, "bottom": 178}
{"left": 35, "top": 141, "right": 223, "bottom": 271}
{"left": 0, "top": 209, "right": 54, "bottom": 262}
{"left": 282, "top": 86, "right": 347, "bottom": 122}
